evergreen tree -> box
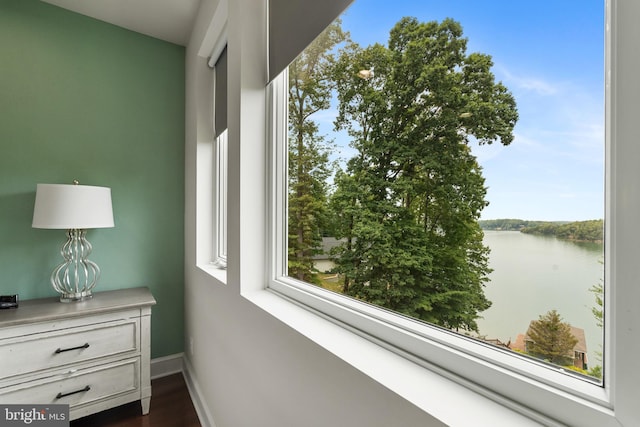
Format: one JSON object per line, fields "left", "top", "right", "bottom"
{"left": 590, "top": 280, "right": 603, "bottom": 328}
{"left": 527, "top": 310, "right": 578, "bottom": 365}
{"left": 329, "top": 18, "right": 518, "bottom": 331}
{"left": 587, "top": 276, "right": 603, "bottom": 378}
{"left": 288, "top": 21, "right": 349, "bottom": 283}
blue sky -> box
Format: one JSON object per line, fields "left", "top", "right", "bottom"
{"left": 319, "top": 0, "right": 605, "bottom": 221}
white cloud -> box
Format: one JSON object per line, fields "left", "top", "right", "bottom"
{"left": 496, "top": 66, "right": 559, "bottom": 96}
{"left": 516, "top": 78, "right": 558, "bottom": 96}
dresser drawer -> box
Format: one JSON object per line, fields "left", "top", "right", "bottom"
{"left": 0, "top": 358, "right": 139, "bottom": 407}
{"left": 0, "top": 288, "right": 154, "bottom": 420}
{"left": 0, "top": 319, "right": 138, "bottom": 380}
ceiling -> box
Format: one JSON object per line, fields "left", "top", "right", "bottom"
{"left": 41, "top": 0, "right": 201, "bottom": 46}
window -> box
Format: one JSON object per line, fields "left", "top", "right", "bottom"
{"left": 213, "top": 128, "right": 228, "bottom": 267}
{"left": 283, "top": 3, "right": 604, "bottom": 381}
{"left": 212, "top": 46, "right": 228, "bottom": 268}
{"left": 196, "top": 42, "right": 227, "bottom": 275}
{"left": 262, "top": 0, "right": 640, "bottom": 425}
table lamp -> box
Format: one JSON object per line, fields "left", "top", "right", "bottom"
{"left": 32, "top": 180, "right": 114, "bottom": 302}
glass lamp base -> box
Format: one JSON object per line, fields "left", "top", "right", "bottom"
{"left": 59, "top": 290, "right": 93, "bottom": 303}
{"left": 51, "top": 229, "right": 101, "bottom": 303}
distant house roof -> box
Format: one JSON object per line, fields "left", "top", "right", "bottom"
{"left": 312, "top": 237, "right": 344, "bottom": 260}
{"left": 511, "top": 333, "right": 526, "bottom": 352}
{"left": 569, "top": 326, "right": 587, "bottom": 354}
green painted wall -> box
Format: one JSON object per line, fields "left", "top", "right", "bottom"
{"left": 0, "top": 0, "right": 185, "bottom": 358}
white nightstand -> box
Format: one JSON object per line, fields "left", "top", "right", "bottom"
{"left": 0, "top": 287, "right": 156, "bottom": 420}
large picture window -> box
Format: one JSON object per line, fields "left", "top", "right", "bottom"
{"left": 279, "top": 0, "right": 603, "bottom": 374}
{"left": 263, "top": 0, "right": 639, "bottom": 425}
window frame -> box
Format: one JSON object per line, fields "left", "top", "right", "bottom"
{"left": 262, "top": 0, "right": 640, "bottom": 424}
{"left": 212, "top": 128, "right": 228, "bottom": 268}
{"left": 195, "top": 29, "right": 228, "bottom": 280}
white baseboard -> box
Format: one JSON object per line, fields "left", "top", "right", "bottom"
{"left": 150, "top": 353, "right": 184, "bottom": 379}
{"left": 182, "top": 357, "right": 217, "bottom": 427}
{"left": 150, "top": 353, "right": 216, "bottom": 427}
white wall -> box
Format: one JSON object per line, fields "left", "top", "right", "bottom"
{"left": 184, "top": 1, "right": 443, "bottom": 426}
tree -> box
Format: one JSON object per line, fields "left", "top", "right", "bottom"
{"left": 526, "top": 310, "right": 578, "bottom": 365}
{"left": 589, "top": 280, "right": 603, "bottom": 328}
{"left": 587, "top": 276, "right": 603, "bottom": 378}
{"left": 329, "top": 18, "right": 518, "bottom": 331}
{"left": 287, "top": 21, "right": 349, "bottom": 283}
{"left": 521, "top": 219, "right": 604, "bottom": 242}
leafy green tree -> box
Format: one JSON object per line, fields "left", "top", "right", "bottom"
{"left": 287, "top": 21, "right": 349, "bottom": 283}
{"left": 520, "top": 219, "right": 603, "bottom": 242}
{"left": 587, "top": 277, "right": 603, "bottom": 378}
{"left": 527, "top": 310, "right": 578, "bottom": 365}
{"left": 478, "top": 219, "right": 548, "bottom": 231}
{"left": 590, "top": 280, "right": 603, "bottom": 328}
{"left": 329, "top": 18, "right": 518, "bottom": 331}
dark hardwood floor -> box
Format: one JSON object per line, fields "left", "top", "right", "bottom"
{"left": 71, "top": 374, "right": 201, "bottom": 427}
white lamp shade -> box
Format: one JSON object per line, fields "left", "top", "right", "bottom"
{"left": 32, "top": 183, "right": 114, "bottom": 229}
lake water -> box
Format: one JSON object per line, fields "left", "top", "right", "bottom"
{"left": 476, "top": 230, "right": 604, "bottom": 368}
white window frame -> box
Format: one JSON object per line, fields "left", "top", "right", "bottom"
{"left": 195, "top": 22, "right": 228, "bottom": 281}
{"left": 262, "top": 0, "right": 640, "bottom": 425}
{"left": 213, "top": 128, "right": 228, "bottom": 268}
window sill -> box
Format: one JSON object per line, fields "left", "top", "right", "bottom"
{"left": 196, "top": 262, "right": 227, "bottom": 285}
{"left": 242, "top": 288, "right": 544, "bottom": 427}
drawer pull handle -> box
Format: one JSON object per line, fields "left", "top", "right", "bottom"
{"left": 55, "top": 343, "right": 90, "bottom": 354}
{"left": 56, "top": 385, "right": 90, "bottom": 399}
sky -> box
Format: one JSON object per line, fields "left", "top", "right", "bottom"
{"left": 317, "top": 0, "right": 605, "bottom": 221}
